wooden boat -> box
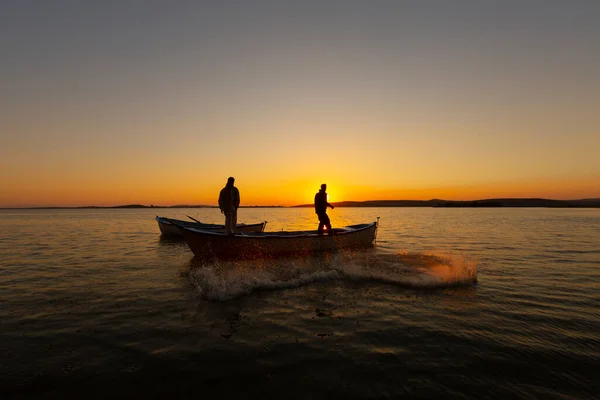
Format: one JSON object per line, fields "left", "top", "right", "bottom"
{"left": 175, "top": 221, "right": 379, "bottom": 259}
{"left": 156, "top": 216, "right": 266, "bottom": 237}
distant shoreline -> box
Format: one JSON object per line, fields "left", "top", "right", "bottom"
{"left": 0, "top": 205, "right": 284, "bottom": 210}
{"left": 294, "top": 198, "right": 600, "bottom": 208}
{"left": 2, "top": 198, "right": 599, "bottom": 209}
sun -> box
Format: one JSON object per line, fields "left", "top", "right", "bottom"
{"left": 299, "top": 180, "right": 346, "bottom": 205}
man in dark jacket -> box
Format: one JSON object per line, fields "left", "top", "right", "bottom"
{"left": 219, "top": 177, "right": 240, "bottom": 235}
{"left": 314, "top": 183, "right": 334, "bottom": 235}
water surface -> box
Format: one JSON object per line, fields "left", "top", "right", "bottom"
{"left": 1, "top": 208, "right": 599, "bottom": 398}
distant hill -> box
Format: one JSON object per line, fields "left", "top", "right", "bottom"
{"left": 293, "top": 198, "right": 600, "bottom": 208}
{"left": 1, "top": 204, "right": 283, "bottom": 209}
{"left": 166, "top": 205, "right": 216, "bottom": 208}
{"left": 112, "top": 204, "right": 149, "bottom": 208}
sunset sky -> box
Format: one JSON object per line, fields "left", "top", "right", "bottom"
{"left": 1, "top": 1, "right": 599, "bottom": 207}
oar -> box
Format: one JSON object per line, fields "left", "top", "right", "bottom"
{"left": 187, "top": 215, "right": 202, "bottom": 224}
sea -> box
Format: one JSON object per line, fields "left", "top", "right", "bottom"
{"left": 1, "top": 207, "right": 599, "bottom": 399}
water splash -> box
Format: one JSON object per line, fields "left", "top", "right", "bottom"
{"left": 188, "top": 250, "right": 477, "bottom": 301}
{"left": 338, "top": 251, "right": 478, "bottom": 288}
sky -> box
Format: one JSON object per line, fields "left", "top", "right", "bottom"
{"left": 1, "top": 0, "right": 599, "bottom": 207}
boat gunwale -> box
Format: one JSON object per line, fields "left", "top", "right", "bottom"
{"left": 177, "top": 221, "right": 378, "bottom": 240}
{"left": 156, "top": 216, "right": 266, "bottom": 230}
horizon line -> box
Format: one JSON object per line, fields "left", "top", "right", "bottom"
{"left": 1, "top": 197, "right": 599, "bottom": 209}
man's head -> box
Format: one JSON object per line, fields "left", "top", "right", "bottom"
{"left": 321, "top": 183, "right": 327, "bottom": 191}
{"left": 227, "top": 177, "right": 235, "bottom": 186}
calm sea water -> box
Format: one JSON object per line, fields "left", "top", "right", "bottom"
{"left": 1, "top": 207, "right": 599, "bottom": 399}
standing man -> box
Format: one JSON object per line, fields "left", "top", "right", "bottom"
{"left": 314, "top": 183, "right": 334, "bottom": 235}
{"left": 219, "top": 177, "right": 240, "bottom": 235}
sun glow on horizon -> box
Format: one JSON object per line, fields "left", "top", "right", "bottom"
{"left": 1, "top": 175, "right": 598, "bottom": 208}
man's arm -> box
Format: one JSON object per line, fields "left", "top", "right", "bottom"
{"left": 328, "top": 202, "right": 334, "bottom": 209}
{"left": 234, "top": 188, "right": 240, "bottom": 209}
{"left": 218, "top": 189, "right": 225, "bottom": 213}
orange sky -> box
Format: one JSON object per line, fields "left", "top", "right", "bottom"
{"left": 1, "top": 2, "right": 599, "bottom": 207}
{"left": 1, "top": 174, "right": 598, "bottom": 207}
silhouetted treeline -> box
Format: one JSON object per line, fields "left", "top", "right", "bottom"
{"left": 2, "top": 204, "right": 285, "bottom": 209}
{"left": 293, "top": 198, "right": 600, "bottom": 208}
